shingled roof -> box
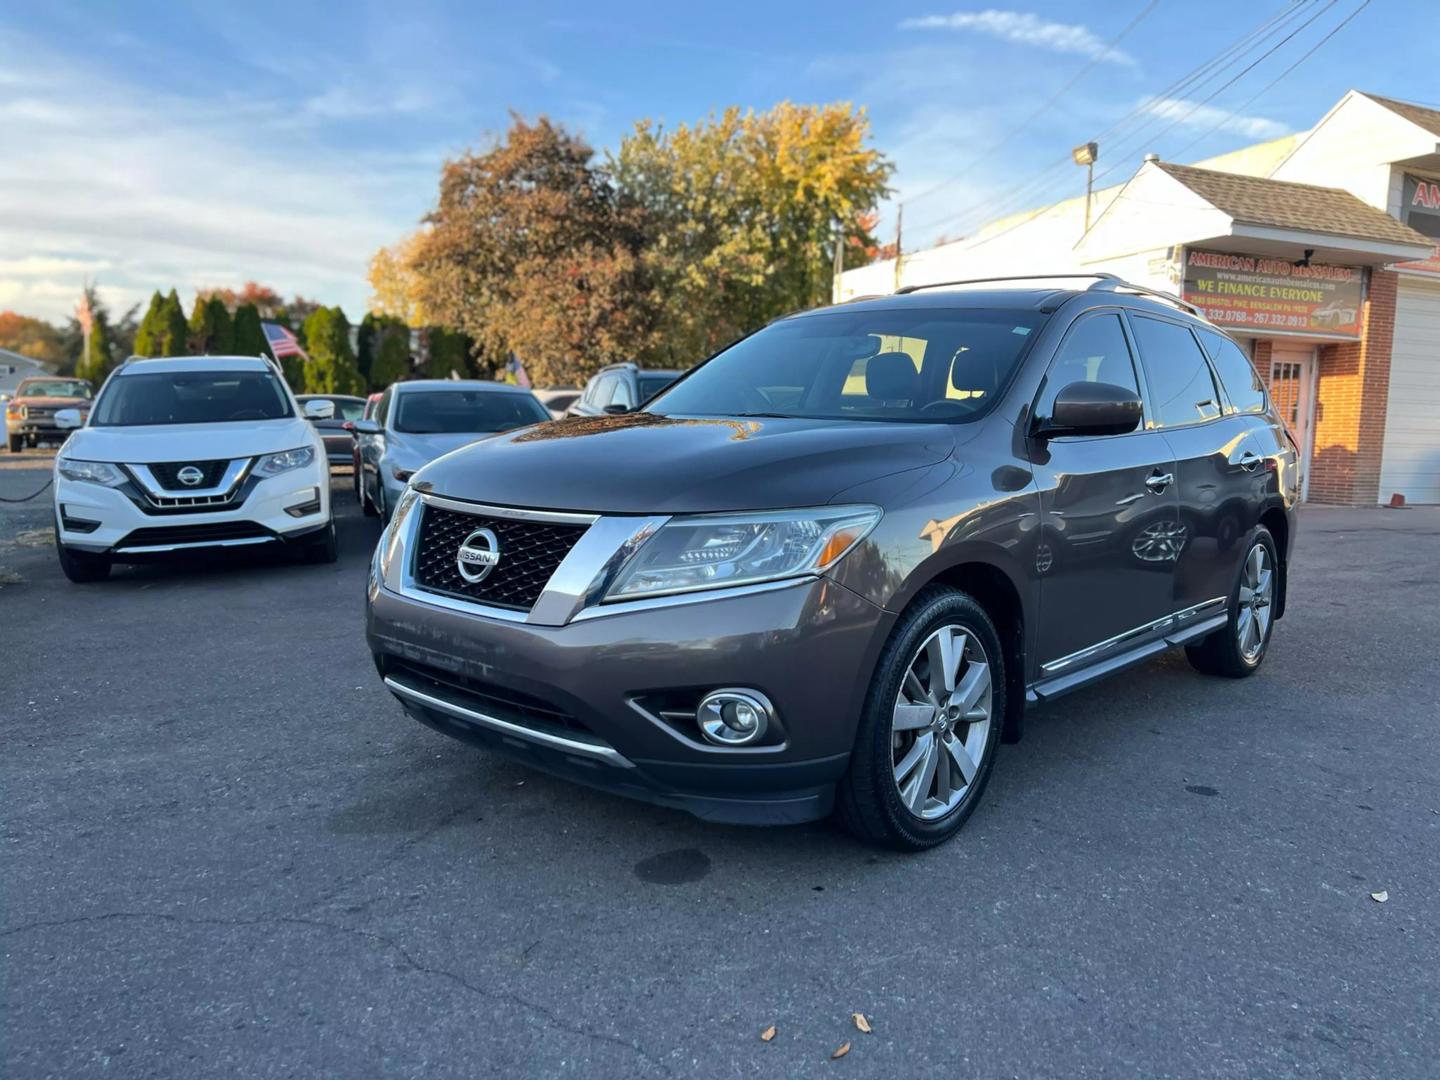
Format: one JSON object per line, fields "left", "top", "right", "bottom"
{"left": 1153, "top": 161, "right": 1432, "bottom": 247}
{"left": 1364, "top": 92, "right": 1440, "bottom": 138}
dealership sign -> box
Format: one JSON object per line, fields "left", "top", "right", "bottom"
{"left": 1182, "top": 249, "right": 1364, "bottom": 337}
{"left": 1393, "top": 174, "right": 1440, "bottom": 276}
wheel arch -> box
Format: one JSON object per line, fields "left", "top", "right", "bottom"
{"left": 1258, "top": 504, "right": 1289, "bottom": 619}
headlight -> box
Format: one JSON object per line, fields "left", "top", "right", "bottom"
{"left": 603, "top": 505, "right": 881, "bottom": 601}
{"left": 56, "top": 458, "right": 126, "bottom": 487}
{"left": 255, "top": 446, "right": 316, "bottom": 477}
{"left": 376, "top": 487, "right": 422, "bottom": 587}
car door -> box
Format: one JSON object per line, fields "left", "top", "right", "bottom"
{"left": 1129, "top": 314, "right": 1257, "bottom": 623}
{"left": 1028, "top": 310, "right": 1181, "bottom": 674}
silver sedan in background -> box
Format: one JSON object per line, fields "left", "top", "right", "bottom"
{"left": 354, "top": 380, "right": 552, "bottom": 521}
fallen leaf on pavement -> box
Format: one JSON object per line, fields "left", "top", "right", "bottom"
{"left": 852, "top": 1013, "right": 871, "bottom": 1034}
{"left": 760, "top": 1026, "right": 776, "bottom": 1042}
{"left": 1371, "top": 890, "right": 1389, "bottom": 903}
{"left": 831, "top": 1042, "right": 851, "bottom": 1059}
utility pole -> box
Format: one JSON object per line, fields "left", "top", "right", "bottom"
{"left": 832, "top": 223, "right": 845, "bottom": 304}
{"left": 1072, "top": 141, "right": 1099, "bottom": 235}
{"left": 893, "top": 204, "right": 904, "bottom": 292}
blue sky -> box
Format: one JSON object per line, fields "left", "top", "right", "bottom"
{"left": 2, "top": 0, "right": 1431, "bottom": 324}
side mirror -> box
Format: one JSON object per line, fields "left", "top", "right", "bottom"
{"left": 602, "top": 403, "right": 631, "bottom": 415}
{"left": 54, "top": 408, "right": 84, "bottom": 430}
{"left": 353, "top": 419, "right": 381, "bottom": 435}
{"left": 303, "top": 399, "right": 335, "bottom": 420}
{"left": 341, "top": 421, "right": 355, "bottom": 432}
{"left": 1036, "top": 382, "right": 1142, "bottom": 438}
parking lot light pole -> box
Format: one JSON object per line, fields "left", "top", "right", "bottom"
{"left": 1072, "top": 141, "right": 1099, "bottom": 234}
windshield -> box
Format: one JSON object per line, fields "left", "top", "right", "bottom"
{"left": 393, "top": 390, "right": 549, "bottom": 434}
{"left": 304, "top": 396, "right": 366, "bottom": 421}
{"left": 92, "top": 370, "right": 294, "bottom": 427}
{"left": 648, "top": 308, "right": 1048, "bottom": 423}
{"left": 18, "top": 378, "right": 91, "bottom": 399}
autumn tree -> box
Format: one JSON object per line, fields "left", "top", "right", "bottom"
{"left": 301, "top": 307, "right": 364, "bottom": 394}
{"left": 0, "top": 311, "right": 63, "bottom": 366}
{"left": 413, "top": 115, "right": 656, "bottom": 387}
{"left": 367, "top": 232, "right": 429, "bottom": 327}
{"left": 612, "top": 102, "right": 891, "bottom": 361}
{"left": 233, "top": 302, "right": 268, "bottom": 358}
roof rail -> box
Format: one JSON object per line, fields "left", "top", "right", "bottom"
{"left": 894, "top": 273, "right": 1122, "bottom": 295}
{"left": 1085, "top": 277, "right": 1199, "bottom": 316}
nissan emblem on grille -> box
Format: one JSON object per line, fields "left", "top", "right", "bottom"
{"left": 456, "top": 528, "right": 501, "bottom": 583}
{"left": 177, "top": 466, "right": 205, "bottom": 487}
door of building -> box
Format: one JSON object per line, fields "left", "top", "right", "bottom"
{"left": 1268, "top": 343, "right": 1316, "bottom": 498}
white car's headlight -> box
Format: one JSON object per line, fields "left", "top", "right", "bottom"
{"left": 255, "top": 446, "right": 316, "bottom": 477}
{"left": 56, "top": 458, "right": 125, "bottom": 487}
{"left": 603, "top": 505, "right": 881, "bottom": 601}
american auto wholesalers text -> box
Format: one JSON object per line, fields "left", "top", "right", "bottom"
{"left": 1188, "top": 250, "right": 1358, "bottom": 282}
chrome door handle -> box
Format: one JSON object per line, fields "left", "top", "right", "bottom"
{"left": 1238, "top": 451, "right": 1261, "bottom": 473}
{"left": 1145, "top": 471, "right": 1173, "bottom": 493}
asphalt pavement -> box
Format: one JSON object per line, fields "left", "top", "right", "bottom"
{"left": 3, "top": 450, "right": 1437, "bottom": 1079}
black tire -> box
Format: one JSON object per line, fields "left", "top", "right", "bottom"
{"left": 56, "top": 540, "right": 111, "bottom": 583}
{"left": 1186, "top": 525, "right": 1278, "bottom": 678}
{"left": 302, "top": 517, "right": 338, "bottom": 564}
{"left": 836, "top": 586, "right": 1006, "bottom": 851}
{"left": 375, "top": 480, "right": 391, "bottom": 524}
{"left": 7, "top": 434, "right": 22, "bottom": 453}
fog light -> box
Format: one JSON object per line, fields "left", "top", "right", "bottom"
{"left": 285, "top": 487, "right": 322, "bottom": 517}
{"left": 697, "top": 689, "right": 774, "bottom": 746}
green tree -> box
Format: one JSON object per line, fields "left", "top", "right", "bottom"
{"left": 152, "top": 290, "right": 190, "bottom": 357}
{"left": 131, "top": 291, "right": 166, "bottom": 357}
{"left": 301, "top": 306, "right": 364, "bottom": 394}
{"left": 613, "top": 102, "right": 891, "bottom": 361}
{"left": 73, "top": 303, "right": 113, "bottom": 383}
{"left": 422, "top": 325, "right": 473, "bottom": 379}
{"left": 189, "top": 294, "right": 235, "bottom": 354}
{"left": 413, "top": 115, "right": 656, "bottom": 387}
{"left": 232, "top": 302, "right": 267, "bottom": 358}
{"left": 369, "top": 323, "right": 410, "bottom": 389}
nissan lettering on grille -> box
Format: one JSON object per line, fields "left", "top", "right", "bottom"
{"left": 456, "top": 527, "right": 501, "bottom": 583}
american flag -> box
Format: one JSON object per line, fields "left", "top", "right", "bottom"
{"left": 262, "top": 322, "right": 309, "bottom": 361}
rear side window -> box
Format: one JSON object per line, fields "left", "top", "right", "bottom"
{"left": 1037, "top": 313, "right": 1140, "bottom": 420}
{"left": 1130, "top": 316, "right": 1221, "bottom": 428}
{"left": 1198, "top": 330, "right": 1266, "bottom": 415}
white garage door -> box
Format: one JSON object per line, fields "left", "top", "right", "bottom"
{"left": 1380, "top": 276, "right": 1440, "bottom": 504}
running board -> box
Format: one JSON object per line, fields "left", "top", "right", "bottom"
{"left": 1026, "top": 613, "right": 1228, "bottom": 703}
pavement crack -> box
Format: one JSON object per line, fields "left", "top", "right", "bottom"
{"left": 0, "top": 910, "right": 670, "bottom": 1075}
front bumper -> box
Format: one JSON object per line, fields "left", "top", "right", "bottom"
{"left": 367, "top": 573, "right": 891, "bottom": 825}
{"left": 55, "top": 466, "right": 331, "bottom": 559}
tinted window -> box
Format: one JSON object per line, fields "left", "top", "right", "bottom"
{"left": 393, "top": 390, "right": 548, "bottom": 434}
{"left": 649, "top": 308, "right": 1048, "bottom": 423}
{"left": 1198, "top": 330, "right": 1266, "bottom": 415}
{"left": 1130, "top": 316, "right": 1221, "bottom": 428}
{"left": 1038, "top": 313, "right": 1140, "bottom": 419}
{"left": 611, "top": 377, "right": 635, "bottom": 409}
{"left": 637, "top": 374, "right": 677, "bottom": 401}
{"left": 376, "top": 388, "right": 393, "bottom": 426}
{"left": 93, "top": 370, "right": 292, "bottom": 427}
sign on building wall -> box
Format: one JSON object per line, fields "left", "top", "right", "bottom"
{"left": 1182, "top": 249, "right": 1364, "bottom": 337}
{"left": 1392, "top": 174, "right": 1440, "bottom": 276}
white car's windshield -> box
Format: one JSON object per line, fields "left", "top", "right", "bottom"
{"left": 647, "top": 308, "right": 1049, "bottom": 423}
{"left": 92, "top": 371, "right": 294, "bottom": 427}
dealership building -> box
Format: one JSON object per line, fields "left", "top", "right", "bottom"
{"left": 841, "top": 91, "right": 1440, "bottom": 505}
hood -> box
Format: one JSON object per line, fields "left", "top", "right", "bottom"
{"left": 389, "top": 431, "right": 497, "bottom": 466}
{"left": 62, "top": 417, "right": 317, "bottom": 463}
{"left": 414, "top": 413, "right": 957, "bottom": 513}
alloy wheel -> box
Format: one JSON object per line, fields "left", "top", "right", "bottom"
{"left": 1236, "top": 542, "right": 1274, "bottom": 662}
{"left": 891, "top": 625, "right": 993, "bottom": 821}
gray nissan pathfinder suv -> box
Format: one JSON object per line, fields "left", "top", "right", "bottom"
{"left": 366, "top": 274, "right": 1298, "bottom": 850}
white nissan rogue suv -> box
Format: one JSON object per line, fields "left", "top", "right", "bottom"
{"left": 51, "top": 356, "right": 336, "bottom": 582}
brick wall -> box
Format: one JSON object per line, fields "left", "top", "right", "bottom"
{"left": 1305, "top": 270, "right": 1398, "bottom": 506}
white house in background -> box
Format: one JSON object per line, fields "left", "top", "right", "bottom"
{"left": 842, "top": 91, "right": 1440, "bottom": 507}
{"left": 0, "top": 348, "right": 52, "bottom": 397}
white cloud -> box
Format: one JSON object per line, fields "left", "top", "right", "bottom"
{"left": 0, "top": 36, "right": 448, "bottom": 324}
{"left": 1140, "top": 96, "right": 1287, "bottom": 139}
{"left": 899, "top": 9, "right": 1135, "bottom": 66}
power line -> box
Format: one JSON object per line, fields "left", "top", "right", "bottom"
{"left": 1168, "top": 0, "right": 1372, "bottom": 162}
{"left": 906, "top": 0, "right": 1316, "bottom": 242}
{"left": 1087, "top": 0, "right": 1342, "bottom": 186}
{"left": 899, "top": 0, "right": 1160, "bottom": 211}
